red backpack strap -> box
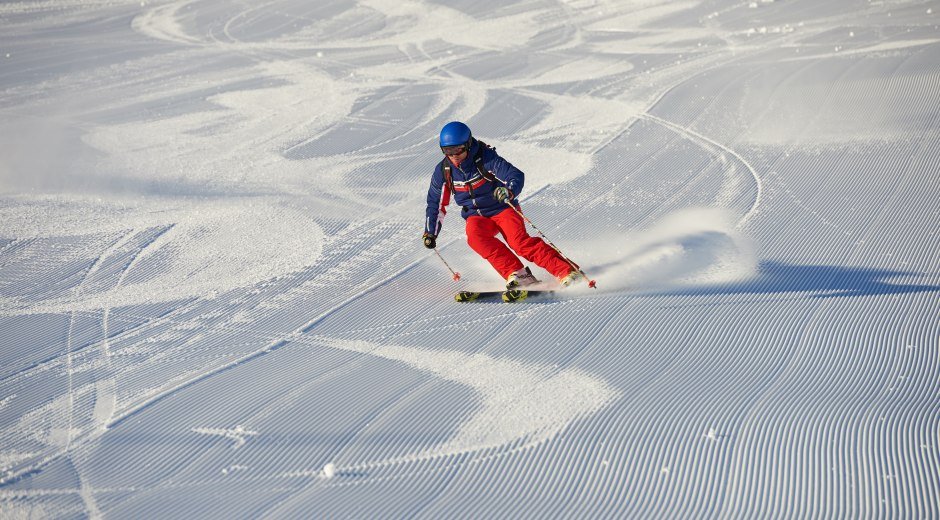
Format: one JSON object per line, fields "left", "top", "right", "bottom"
{"left": 441, "top": 159, "right": 455, "bottom": 194}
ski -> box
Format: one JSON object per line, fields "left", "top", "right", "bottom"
{"left": 455, "top": 289, "right": 552, "bottom": 302}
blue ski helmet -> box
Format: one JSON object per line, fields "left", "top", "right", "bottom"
{"left": 439, "top": 121, "right": 472, "bottom": 147}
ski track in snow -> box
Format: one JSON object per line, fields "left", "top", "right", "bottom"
{"left": 2, "top": 0, "right": 939, "bottom": 517}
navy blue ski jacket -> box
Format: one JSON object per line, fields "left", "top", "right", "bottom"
{"left": 424, "top": 139, "right": 525, "bottom": 236}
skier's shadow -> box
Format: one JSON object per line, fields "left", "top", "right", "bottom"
{"left": 670, "top": 260, "right": 940, "bottom": 299}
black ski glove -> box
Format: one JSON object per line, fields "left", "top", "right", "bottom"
{"left": 493, "top": 187, "right": 513, "bottom": 203}
{"left": 423, "top": 233, "right": 436, "bottom": 249}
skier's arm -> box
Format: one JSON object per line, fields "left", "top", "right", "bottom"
{"left": 489, "top": 151, "right": 524, "bottom": 198}
{"left": 425, "top": 164, "right": 450, "bottom": 237}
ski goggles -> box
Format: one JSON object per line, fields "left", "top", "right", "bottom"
{"left": 441, "top": 142, "right": 469, "bottom": 156}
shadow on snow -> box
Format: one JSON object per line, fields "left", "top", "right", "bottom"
{"left": 667, "top": 260, "right": 940, "bottom": 299}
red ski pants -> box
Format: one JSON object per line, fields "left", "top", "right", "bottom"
{"left": 465, "top": 206, "right": 573, "bottom": 280}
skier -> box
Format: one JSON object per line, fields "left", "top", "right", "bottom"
{"left": 423, "top": 121, "right": 582, "bottom": 289}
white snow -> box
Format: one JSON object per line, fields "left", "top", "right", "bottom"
{"left": 192, "top": 425, "right": 259, "bottom": 449}
{"left": 1, "top": 0, "right": 938, "bottom": 517}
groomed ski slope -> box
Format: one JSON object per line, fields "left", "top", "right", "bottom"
{"left": 1, "top": 0, "right": 938, "bottom": 517}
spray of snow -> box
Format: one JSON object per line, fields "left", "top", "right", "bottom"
{"left": 579, "top": 208, "right": 756, "bottom": 293}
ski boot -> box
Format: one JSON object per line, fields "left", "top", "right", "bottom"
{"left": 559, "top": 270, "right": 584, "bottom": 287}
{"left": 506, "top": 266, "right": 539, "bottom": 290}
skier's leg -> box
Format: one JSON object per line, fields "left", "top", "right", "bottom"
{"left": 466, "top": 215, "right": 524, "bottom": 279}
{"left": 493, "top": 207, "right": 574, "bottom": 279}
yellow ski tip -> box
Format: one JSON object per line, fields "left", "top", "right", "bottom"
{"left": 455, "top": 291, "right": 480, "bottom": 302}
{"left": 502, "top": 289, "right": 528, "bottom": 302}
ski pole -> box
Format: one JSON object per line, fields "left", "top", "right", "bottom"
{"left": 433, "top": 248, "right": 462, "bottom": 281}
{"left": 505, "top": 203, "right": 597, "bottom": 288}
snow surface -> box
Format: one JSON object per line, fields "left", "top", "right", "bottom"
{"left": 1, "top": 0, "right": 939, "bottom": 517}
